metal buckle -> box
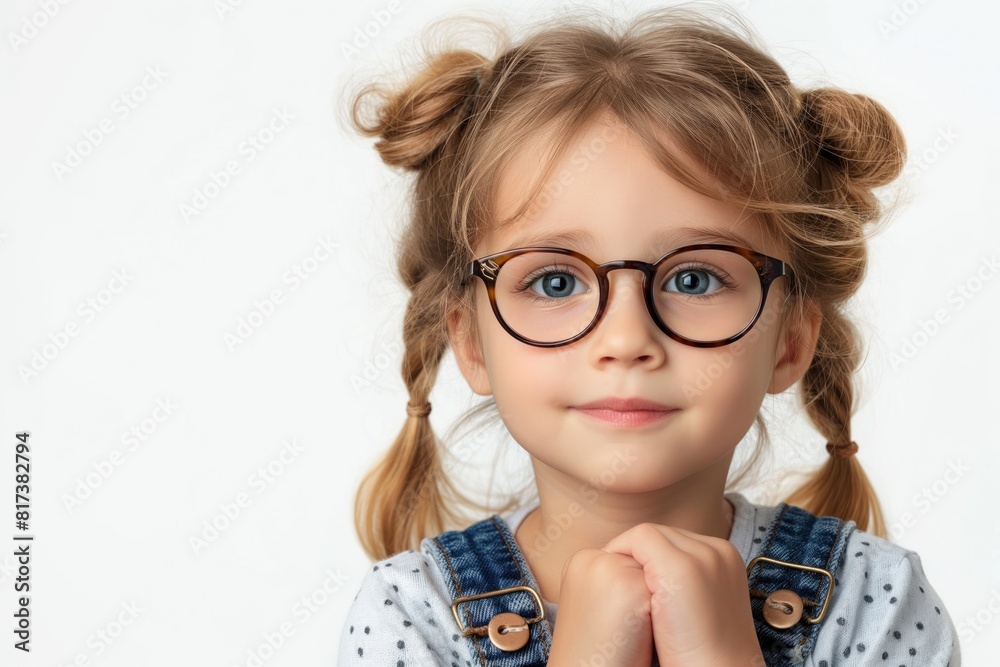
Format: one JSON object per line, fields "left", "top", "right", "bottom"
{"left": 450, "top": 584, "right": 546, "bottom": 637}
{"left": 746, "top": 556, "right": 835, "bottom": 625}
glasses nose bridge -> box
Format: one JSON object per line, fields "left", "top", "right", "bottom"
{"left": 597, "top": 259, "right": 657, "bottom": 291}
{"left": 593, "top": 259, "right": 659, "bottom": 330}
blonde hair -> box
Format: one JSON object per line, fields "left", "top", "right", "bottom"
{"left": 342, "top": 4, "right": 905, "bottom": 560}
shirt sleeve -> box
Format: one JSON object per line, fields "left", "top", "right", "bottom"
{"left": 337, "top": 559, "right": 452, "bottom": 667}
{"left": 808, "top": 539, "right": 962, "bottom": 666}
{"left": 862, "top": 551, "right": 962, "bottom": 666}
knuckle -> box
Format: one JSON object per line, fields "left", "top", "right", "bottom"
{"left": 563, "top": 547, "right": 601, "bottom": 577}
{"left": 717, "top": 541, "right": 745, "bottom": 568}
{"left": 633, "top": 522, "right": 661, "bottom": 540}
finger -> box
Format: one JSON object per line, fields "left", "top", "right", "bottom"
{"left": 604, "top": 524, "right": 735, "bottom": 592}
{"left": 604, "top": 526, "right": 713, "bottom": 622}
{"left": 602, "top": 522, "right": 702, "bottom": 557}
{"left": 649, "top": 524, "right": 729, "bottom": 564}
{"left": 602, "top": 523, "right": 683, "bottom": 573}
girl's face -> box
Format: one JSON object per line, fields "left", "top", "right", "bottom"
{"left": 448, "top": 113, "right": 819, "bottom": 501}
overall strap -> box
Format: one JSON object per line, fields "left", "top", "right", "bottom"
{"left": 746, "top": 502, "right": 856, "bottom": 666}
{"left": 423, "top": 514, "right": 552, "bottom": 667}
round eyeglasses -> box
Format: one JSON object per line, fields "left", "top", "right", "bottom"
{"left": 461, "top": 244, "right": 796, "bottom": 348}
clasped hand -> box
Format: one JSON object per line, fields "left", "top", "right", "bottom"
{"left": 549, "top": 523, "right": 765, "bottom": 667}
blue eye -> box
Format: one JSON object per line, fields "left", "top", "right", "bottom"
{"left": 528, "top": 271, "right": 581, "bottom": 299}
{"left": 666, "top": 269, "right": 722, "bottom": 295}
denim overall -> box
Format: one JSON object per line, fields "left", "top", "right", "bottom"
{"left": 424, "top": 502, "right": 856, "bottom": 667}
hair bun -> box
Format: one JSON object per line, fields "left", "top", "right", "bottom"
{"left": 350, "top": 50, "right": 486, "bottom": 171}
{"left": 799, "top": 87, "right": 906, "bottom": 189}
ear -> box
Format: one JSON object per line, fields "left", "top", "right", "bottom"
{"left": 768, "top": 298, "right": 822, "bottom": 394}
{"left": 447, "top": 304, "right": 493, "bottom": 396}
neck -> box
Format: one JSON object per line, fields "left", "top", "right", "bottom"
{"left": 514, "top": 454, "right": 736, "bottom": 605}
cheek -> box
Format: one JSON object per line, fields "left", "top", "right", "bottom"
{"left": 673, "top": 346, "right": 772, "bottom": 451}
{"left": 481, "top": 334, "right": 554, "bottom": 405}
{"left": 477, "top": 295, "right": 571, "bottom": 397}
{"left": 479, "top": 335, "right": 577, "bottom": 447}
{"left": 679, "top": 327, "right": 778, "bottom": 414}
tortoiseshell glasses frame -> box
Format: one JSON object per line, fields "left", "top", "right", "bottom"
{"left": 461, "top": 243, "right": 796, "bottom": 348}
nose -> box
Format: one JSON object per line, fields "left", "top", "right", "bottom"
{"left": 587, "top": 267, "right": 666, "bottom": 365}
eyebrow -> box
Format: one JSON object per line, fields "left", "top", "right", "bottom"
{"left": 502, "top": 226, "right": 762, "bottom": 255}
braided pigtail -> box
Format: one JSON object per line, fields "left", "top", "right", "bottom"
{"left": 346, "top": 48, "right": 497, "bottom": 561}
{"left": 350, "top": 279, "right": 466, "bottom": 561}
{"left": 782, "top": 88, "right": 907, "bottom": 537}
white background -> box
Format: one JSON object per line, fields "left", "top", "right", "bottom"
{"left": 2, "top": 0, "right": 997, "bottom": 664}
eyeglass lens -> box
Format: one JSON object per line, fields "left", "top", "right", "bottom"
{"left": 492, "top": 249, "right": 763, "bottom": 344}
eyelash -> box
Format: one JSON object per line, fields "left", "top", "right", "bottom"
{"left": 669, "top": 262, "right": 738, "bottom": 292}
{"left": 515, "top": 264, "right": 579, "bottom": 287}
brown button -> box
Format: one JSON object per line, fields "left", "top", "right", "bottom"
{"left": 487, "top": 612, "right": 530, "bottom": 651}
{"left": 762, "top": 589, "right": 804, "bottom": 629}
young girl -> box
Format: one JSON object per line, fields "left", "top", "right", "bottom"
{"left": 338, "top": 5, "right": 961, "bottom": 666}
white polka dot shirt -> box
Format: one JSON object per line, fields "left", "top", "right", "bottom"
{"left": 338, "top": 491, "right": 961, "bottom": 666}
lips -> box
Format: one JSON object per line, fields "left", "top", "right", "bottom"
{"left": 570, "top": 397, "right": 679, "bottom": 428}
{"left": 572, "top": 397, "right": 677, "bottom": 412}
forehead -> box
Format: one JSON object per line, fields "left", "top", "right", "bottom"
{"left": 483, "top": 114, "right": 780, "bottom": 259}
{"left": 493, "top": 225, "right": 771, "bottom": 259}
